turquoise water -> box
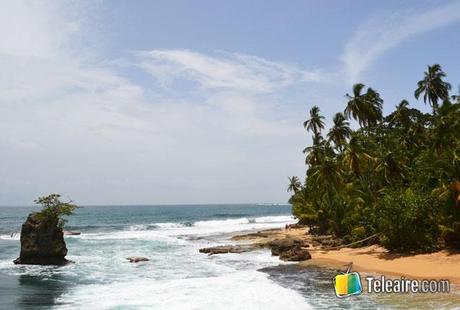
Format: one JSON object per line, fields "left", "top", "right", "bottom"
{"left": 0, "top": 204, "right": 458, "bottom": 309}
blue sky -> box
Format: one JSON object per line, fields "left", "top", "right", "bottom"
{"left": 0, "top": 0, "right": 459, "bottom": 205}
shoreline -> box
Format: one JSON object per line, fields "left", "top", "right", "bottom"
{"left": 231, "top": 226, "right": 460, "bottom": 286}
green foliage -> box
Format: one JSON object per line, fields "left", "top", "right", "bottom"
{"left": 414, "top": 64, "right": 451, "bottom": 114}
{"left": 378, "top": 189, "right": 439, "bottom": 252}
{"left": 290, "top": 64, "right": 460, "bottom": 253}
{"left": 350, "top": 226, "right": 366, "bottom": 243}
{"left": 34, "top": 194, "right": 79, "bottom": 228}
{"left": 440, "top": 223, "right": 460, "bottom": 248}
{"left": 304, "top": 106, "right": 325, "bottom": 136}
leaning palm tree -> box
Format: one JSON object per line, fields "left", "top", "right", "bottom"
{"left": 327, "top": 113, "right": 351, "bottom": 151}
{"left": 345, "top": 84, "right": 383, "bottom": 129}
{"left": 415, "top": 64, "right": 451, "bottom": 114}
{"left": 287, "top": 176, "right": 302, "bottom": 194}
{"left": 303, "top": 106, "right": 325, "bottom": 136}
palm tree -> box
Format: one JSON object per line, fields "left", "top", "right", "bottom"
{"left": 309, "top": 157, "right": 344, "bottom": 234}
{"left": 342, "top": 135, "right": 373, "bottom": 175}
{"left": 310, "top": 157, "right": 343, "bottom": 190}
{"left": 364, "top": 87, "right": 383, "bottom": 126}
{"left": 304, "top": 106, "right": 325, "bottom": 136}
{"left": 430, "top": 101, "right": 460, "bottom": 152}
{"left": 327, "top": 113, "right": 351, "bottom": 151}
{"left": 290, "top": 63, "right": 460, "bottom": 250}
{"left": 344, "top": 83, "right": 366, "bottom": 126}
{"left": 415, "top": 64, "right": 451, "bottom": 114}
{"left": 303, "top": 134, "right": 331, "bottom": 166}
{"left": 345, "top": 84, "right": 383, "bottom": 129}
{"left": 387, "top": 100, "right": 411, "bottom": 128}
{"left": 375, "top": 151, "right": 407, "bottom": 184}
{"left": 287, "top": 176, "right": 301, "bottom": 194}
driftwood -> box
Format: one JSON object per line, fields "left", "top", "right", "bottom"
{"left": 308, "top": 233, "right": 380, "bottom": 251}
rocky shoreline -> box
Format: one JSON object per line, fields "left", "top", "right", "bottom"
{"left": 199, "top": 225, "right": 314, "bottom": 262}
{"left": 199, "top": 225, "right": 460, "bottom": 286}
{"left": 198, "top": 225, "right": 344, "bottom": 262}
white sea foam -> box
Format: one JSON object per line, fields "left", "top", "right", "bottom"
{"left": 65, "top": 215, "right": 295, "bottom": 242}
{"left": 1, "top": 215, "right": 295, "bottom": 242}
{"left": 55, "top": 270, "right": 310, "bottom": 310}
{"left": 0, "top": 234, "right": 20, "bottom": 241}
{"left": 70, "top": 230, "right": 186, "bottom": 245}
{"left": 193, "top": 215, "right": 294, "bottom": 226}
{"left": 152, "top": 215, "right": 296, "bottom": 236}
{"left": 1, "top": 213, "right": 310, "bottom": 309}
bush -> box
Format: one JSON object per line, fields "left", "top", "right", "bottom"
{"left": 440, "top": 222, "right": 460, "bottom": 248}
{"left": 297, "top": 213, "right": 318, "bottom": 225}
{"left": 34, "top": 194, "right": 79, "bottom": 228}
{"left": 378, "top": 189, "right": 439, "bottom": 252}
{"left": 351, "top": 226, "right": 366, "bottom": 241}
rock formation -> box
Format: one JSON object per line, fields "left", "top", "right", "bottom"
{"left": 268, "top": 237, "right": 311, "bottom": 261}
{"left": 198, "top": 236, "right": 312, "bottom": 261}
{"left": 278, "top": 246, "right": 311, "bottom": 261}
{"left": 13, "top": 214, "right": 69, "bottom": 265}
{"left": 199, "top": 245, "right": 254, "bottom": 255}
{"left": 126, "top": 257, "right": 149, "bottom": 263}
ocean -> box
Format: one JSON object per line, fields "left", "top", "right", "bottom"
{"left": 0, "top": 204, "right": 458, "bottom": 309}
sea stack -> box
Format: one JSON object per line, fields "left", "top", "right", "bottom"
{"left": 13, "top": 213, "right": 69, "bottom": 265}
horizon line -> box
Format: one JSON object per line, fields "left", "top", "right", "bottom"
{"left": 0, "top": 202, "right": 291, "bottom": 208}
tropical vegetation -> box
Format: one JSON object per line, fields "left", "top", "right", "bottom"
{"left": 288, "top": 64, "right": 460, "bottom": 252}
{"left": 34, "top": 194, "right": 79, "bottom": 228}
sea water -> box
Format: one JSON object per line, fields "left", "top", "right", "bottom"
{"left": 0, "top": 204, "right": 458, "bottom": 309}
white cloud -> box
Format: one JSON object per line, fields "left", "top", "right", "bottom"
{"left": 0, "top": 2, "right": 309, "bottom": 205}
{"left": 342, "top": 1, "right": 460, "bottom": 83}
{"left": 141, "top": 49, "right": 322, "bottom": 93}
{"left": 0, "top": 1, "right": 72, "bottom": 58}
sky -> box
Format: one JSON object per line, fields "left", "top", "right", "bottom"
{"left": 1, "top": 0, "right": 460, "bottom": 206}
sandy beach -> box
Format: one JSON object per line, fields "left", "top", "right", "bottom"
{"left": 233, "top": 227, "right": 460, "bottom": 285}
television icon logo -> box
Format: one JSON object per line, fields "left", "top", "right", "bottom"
{"left": 333, "top": 263, "right": 362, "bottom": 298}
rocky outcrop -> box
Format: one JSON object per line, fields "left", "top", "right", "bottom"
{"left": 231, "top": 231, "right": 270, "bottom": 241}
{"left": 268, "top": 237, "right": 311, "bottom": 261}
{"left": 13, "top": 214, "right": 69, "bottom": 265}
{"left": 199, "top": 236, "right": 312, "bottom": 261}
{"left": 199, "top": 245, "right": 254, "bottom": 255}
{"left": 126, "top": 257, "right": 149, "bottom": 263}
{"left": 279, "top": 246, "right": 311, "bottom": 261}
{"left": 268, "top": 237, "right": 309, "bottom": 255}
